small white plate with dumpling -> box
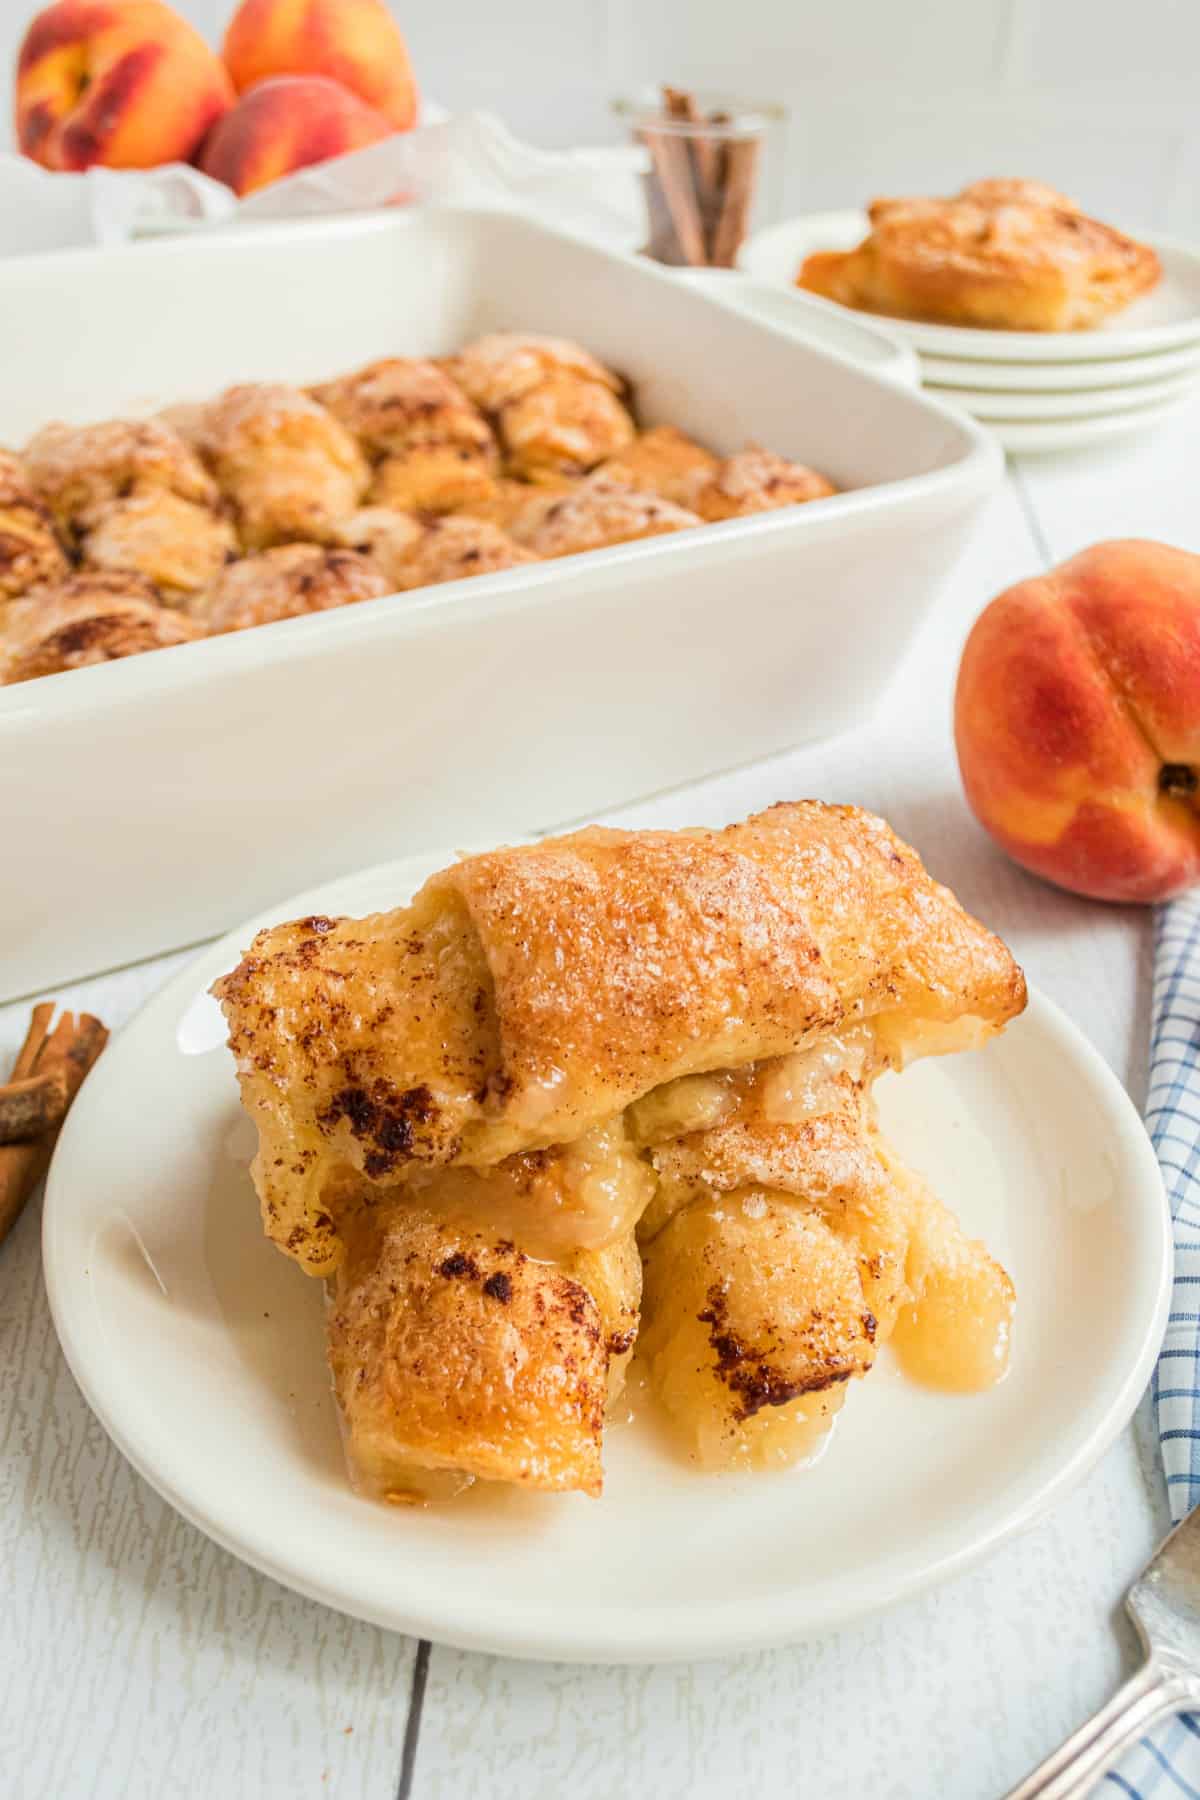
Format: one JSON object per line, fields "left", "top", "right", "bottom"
{"left": 42, "top": 845, "right": 1170, "bottom": 1663}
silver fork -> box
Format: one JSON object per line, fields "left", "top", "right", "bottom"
{"left": 1007, "top": 1506, "right": 1200, "bottom": 1797}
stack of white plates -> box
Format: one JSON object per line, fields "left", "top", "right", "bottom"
{"left": 741, "top": 210, "right": 1200, "bottom": 453}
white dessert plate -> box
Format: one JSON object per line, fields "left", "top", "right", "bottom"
{"left": 926, "top": 369, "right": 1200, "bottom": 421}
{"left": 740, "top": 210, "right": 1200, "bottom": 361}
{"left": 920, "top": 340, "right": 1200, "bottom": 392}
{"left": 42, "top": 849, "right": 1172, "bottom": 1664}
{"left": 981, "top": 389, "right": 1198, "bottom": 454}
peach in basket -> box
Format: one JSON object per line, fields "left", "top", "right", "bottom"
{"left": 15, "top": 0, "right": 234, "bottom": 172}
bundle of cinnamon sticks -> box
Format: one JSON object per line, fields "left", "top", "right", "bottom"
{"left": 0, "top": 1004, "right": 108, "bottom": 1247}
{"left": 639, "top": 87, "right": 763, "bottom": 268}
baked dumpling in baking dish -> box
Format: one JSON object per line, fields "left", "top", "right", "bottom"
{"left": 677, "top": 447, "right": 836, "bottom": 519}
{"left": 596, "top": 425, "right": 719, "bottom": 505}
{"left": 81, "top": 491, "right": 237, "bottom": 602}
{"left": 312, "top": 357, "right": 499, "bottom": 515}
{"left": 512, "top": 477, "right": 700, "bottom": 556}
{"left": 193, "top": 544, "right": 390, "bottom": 633}
{"left": 22, "top": 417, "right": 217, "bottom": 535}
{"left": 193, "top": 383, "right": 369, "bottom": 551}
{"left": 441, "top": 332, "right": 635, "bottom": 478}
{"left": 441, "top": 332, "right": 626, "bottom": 413}
{"left": 1, "top": 571, "right": 201, "bottom": 683}
{"left": 0, "top": 448, "right": 69, "bottom": 606}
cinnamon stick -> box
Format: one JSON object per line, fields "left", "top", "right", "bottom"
{"left": 641, "top": 125, "right": 707, "bottom": 267}
{"left": 663, "top": 85, "right": 722, "bottom": 230}
{"left": 0, "top": 1069, "right": 68, "bottom": 1144}
{"left": 710, "top": 133, "right": 761, "bottom": 268}
{"left": 0, "top": 1005, "right": 108, "bottom": 1248}
{"left": 639, "top": 89, "right": 763, "bottom": 267}
{"left": 12, "top": 1002, "right": 53, "bottom": 1081}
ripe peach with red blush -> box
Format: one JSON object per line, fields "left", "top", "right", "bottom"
{"left": 15, "top": 0, "right": 234, "bottom": 172}
{"left": 222, "top": 0, "right": 419, "bottom": 132}
{"left": 954, "top": 539, "right": 1200, "bottom": 903}
{"left": 198, "top": 73, "right": 395, "bottom": 197}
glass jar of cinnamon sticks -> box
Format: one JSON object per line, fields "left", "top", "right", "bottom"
{"left": 615, "top": 88, "right": 785, "bottom": 268}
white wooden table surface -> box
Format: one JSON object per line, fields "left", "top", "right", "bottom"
{"left": 2, "top": 402, "right": 1197, "bottom": 1800}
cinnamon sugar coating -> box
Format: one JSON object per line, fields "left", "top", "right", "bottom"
{"left": 597, "top": 425, "right": 720, "bottom": 504}
{"left": 456, "top": 473, "right": 576, "bottom": 537}
{"left": 368, "top": 444, "right": 499, "bottom": 515}
{"left": 23, "top": 417, "right": 217, "bottom": 535}
{"left": 0, "top": 449, "right": 69, "bottom": 604}
{"left": 214, "top": 801, "right": 1025, "bottom": 1277}
{"left": 312, "top": 357, "right": 493, "bottom": 459}
{"left": 441, "top": 332, "right": 624, "bottom": 413}
{"left": 329, "top": 1207, "right": 640, "bottom": 1497}
{"left": 515, "top": 477, "right": 700, "bottom": 556}
{"left": 194, "top": 543, "right": 390, "bottom": 634}
{"left": 11, "top": 324, "right": 844, "bottom": 685}
{"left": 81, "top": 491, "right": 237, "bottom": 601}
{"left": 194, "top": 383, "right": 369, "bottom": 550}
{"left": 384, "top": 515, "right": 538, "bottom": 590}
{"left": 499, "top": 372, "right": 635, "bottom": 478}
{"left": 678, "top": 447, "right": 836, "bottom": 520}
{"left": 2, "top": 571, "right": 201, "bottom": 683}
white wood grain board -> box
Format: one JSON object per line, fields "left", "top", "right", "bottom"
{"left": 0, "top": 452, "right": 1188, "bottom": 1797}
{"left": 405, "top": 475, "right": 1168, "bottom": 1797}
{"left": 1013, "top": 394, "right": 1200, "bottom": 566}
{"left": 0, "top": 962, "right": 419, "bottom": 1800}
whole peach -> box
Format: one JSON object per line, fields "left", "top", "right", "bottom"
{"left": 15, "top": 0, "right": 234, "bottom": 172}
{"left": 955, "top": 539, "right": 1200, "bottom": 903}
{"left": 222, "top": 0, "right": 418, "bottom": 132}
{"left": 198, "top": 73, "right": 395, "bottom": 196}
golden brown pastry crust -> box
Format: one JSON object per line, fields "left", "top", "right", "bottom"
{"left": 367, "top": 444, "right": 499, "bottom": 515}
{"left": 10, "top": 326, "right": 840, "bottom": 687}
{"left": 214, "top": 802, "right": 1026, "bottom": 1278}
{"left": 515, "top": 478, "right": 700, "bottom": 557}
{"left": 218, "top": 802, "right": 1025, "bottom": 1496}
{"left": 798, "top": 180, "right": 1161, "bottom": 331}
{"left": 2, "top": 571, "right": 201, "bottom": 683}
{"left": 679, "top": 448, "right": 836, "bottom": 520}
{"left": 311, "top": 357, "right": 493, "bottom": 458}
{"left": 0, "top": 449, "right": 69, "bottom": 604}
{"left": 195, "top": 383, "right": 369, "bottom": 550}
{"left": 81, "top": 491, "right": 237, "bottom": 601}
{"left": 441, "top": 333, "right": 624, "bottom": 413}
{"left": 194, "top": 544, "right": 390, "bottom": 634}
{"left": 455, "top": 473, "right": 578, "bottom": 536}
{"left": 328, "top": 1204, "right": 641, "bottom": 1497}
{"left": 597, "top": 425, "right": 719, "bottom": 504}
{"left": 641, "top": 1190, "right": 876, "bottom": 1407}
{"left": 313, "top": 358, "right": 500, "bottom": 516}
{"left": 329, "top": 506, "right": 424, "bottom": 583}
{"left": 958, "top": 178, "right": 1078, "bottom": 211}
{"left": 384, "top": 516, "right": 539, "bottom": 591}
{"left": 23, "top": 418, "right": 218, "bottom": 536}
{"left": 499, "top": 373, "right": 636, "bottom": 478}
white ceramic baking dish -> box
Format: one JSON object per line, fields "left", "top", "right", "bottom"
{"left": 0, "top": 207, "right": 1001, "bottom": 1000}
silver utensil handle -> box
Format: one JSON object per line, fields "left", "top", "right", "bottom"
{"left": 1005, "top": 1663, "right": 1190, "bottom": 1799}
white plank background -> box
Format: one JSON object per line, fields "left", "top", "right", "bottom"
{"left": 3, "top": 0, "right": 1200, "bottom": 236}
{"left": 2, "top": 395, "right": 1197, "bottom": 1797}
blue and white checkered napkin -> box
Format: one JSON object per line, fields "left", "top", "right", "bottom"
{"left": 1106, "top": 890, "right": 1200, "bottom": 1797}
